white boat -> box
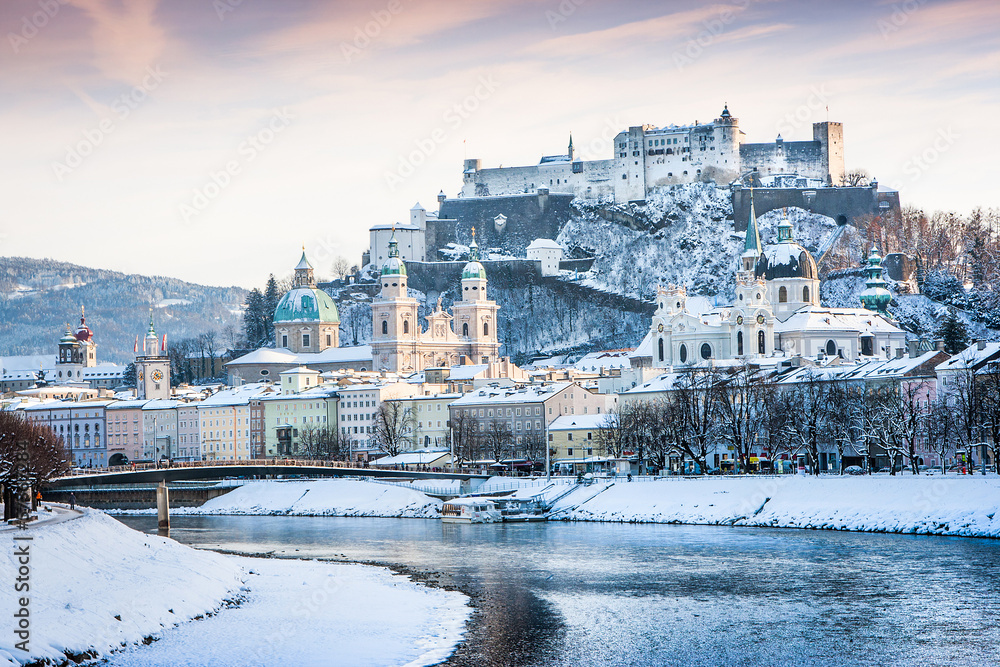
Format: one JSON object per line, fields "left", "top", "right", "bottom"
{"left": 441, "top": 497, "right": 502, "bottom": 523}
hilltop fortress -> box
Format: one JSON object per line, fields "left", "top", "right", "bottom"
{"left": 461, "top": 105, "right": 845, "bottom": 203}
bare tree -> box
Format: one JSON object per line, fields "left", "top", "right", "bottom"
{"left": 778, "top": 371, "right": 828, "bottom": 475}
{"left": 843, "top": 168, "right": 871, "bottom": 187}
{"left": 1, "top": 412, "right": 70, "bottom": 519}
{"left": 449, "top": 411, "right": 480, "bottom": 467}
{"left": 824, "top": 382, "right": 866, "bottom": 474}
{"left": 595, "top": 409, "right": 625, "bottom": 458}
{"left": 674, "top": 367, "right": 720, "bottom": 474}
{"left": 331, "top": 256, "right": 352, "bottom": 281}
{"left": 484, "top": 420, "right": 513, "bottom": 464}
{"left": 372, "top": 401, "right": 415, "bottom": 457}
{"left": 715, "top": 362, "right": 770, "bottom": 472}
{"left": 979, "top": 362, "right": 1000, "bottom": 470}
{"left": 926, "top": 395, "right": 958, "bottom": 473}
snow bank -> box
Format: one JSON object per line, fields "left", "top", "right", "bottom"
{"left": 563, "top": 476, "right": 1000, "bottom": 538}
{"left": 0, "top": 508, "right": 470, "bottom": 666}
{"left": 1, "top": 509, "right": 244, "bottom": 666}
{"left": 116, "top": 480, "right": 443, "bottom": 518}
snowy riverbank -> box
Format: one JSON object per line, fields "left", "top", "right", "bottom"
{"left": 558, "top": 475, "right": 1000, "bottom": 538}
{"left": 0, "top": 508, "right": 469, "bottom": 666}
{"left": 114, "top": 479, "right": 443, "bottom": 518}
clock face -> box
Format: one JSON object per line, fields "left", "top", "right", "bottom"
{"left": 151, "top": 369, "right": 163, "bottom": 382}
{"left": 137, "top": 370, "right": 144, "bottom": 382}
{"left": 657, "top": 323, "right": 664, "bottom": 332}
{"left": 757, "top": 314, "right": 765, "bottom": 324}
{"left": 736, "top": 315, "right": 744, "bottom": 325}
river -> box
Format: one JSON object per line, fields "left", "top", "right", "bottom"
{"left": 116, "top": 516, "right": 1000, "bottom": 667}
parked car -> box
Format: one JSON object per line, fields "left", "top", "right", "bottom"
{"left": 844, "top": 466, "right": 865, "bottom": 476}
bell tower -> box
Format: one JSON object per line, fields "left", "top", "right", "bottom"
{"left": 452, "top": 228, "right": 500, "bottom": 364}
{"left": 371, "top": 231, "right": 421, "bottom": 371}
{"left": 136, "top": 311, "right": 170, "bottom": 400}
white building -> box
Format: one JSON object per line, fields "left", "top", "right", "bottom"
{"left": 631, "top": 201, "right": 907, "bottom": 368}
{"left": 141, "top": 399, "right": 180, "bottom": 460}
{"left": 336, "top": 381, "right": 419, "bottom": 459}
{"left": 369, "top": 203, "right": 429, "bottom": 266}
{"left": 526, "top": 238, "right": 563, "bottom": 276}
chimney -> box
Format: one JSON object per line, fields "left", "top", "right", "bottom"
{"left": 935, "top": 340, "right": 945, "bottom": 352}
{"left": 895, "top": 348, "right": 904, "bottom": 359}
{"left": 907, "top": 340, "right": 918, "bottom": 358}
{"left": 978, "top": 340, "right": 987, "bottom": 351}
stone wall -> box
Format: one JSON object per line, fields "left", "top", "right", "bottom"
{"left": 731, "top": 184, "right": 901, "bottom": 231}
{"left": 435, "top": 192, "right": 577, "bottom": 257}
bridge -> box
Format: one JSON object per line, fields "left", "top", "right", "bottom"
{"left": 45, "top": 459, "right": 490, "bottom": 490}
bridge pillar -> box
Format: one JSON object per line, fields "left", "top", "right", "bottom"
{"left": 156, "top": 481, "right": 169, "bottom": 533}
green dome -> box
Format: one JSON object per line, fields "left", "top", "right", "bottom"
{"left": 274, "top": 287, "right": 340, "bottom": 323}
{"left": 381, "top": 257, "right": 407, "bottom": 276}
{"left": 462, "top": 261, "right": 487, "bottom": 280}
{"left": 60, "top": 329, "right": 77, "bottom": 344}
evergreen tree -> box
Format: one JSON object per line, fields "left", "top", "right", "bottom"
{"left": 263, "top": 274, "right": 280, "bottom": 345}
{"left": 935, "top": 310, "right": 969, "bottom": 354}
{"left": 243, "top": 288, "right": 266, "bottom": 347}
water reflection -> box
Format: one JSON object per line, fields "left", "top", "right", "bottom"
{"left": 117, "top": 517, "right": 1000, "bottom": 667}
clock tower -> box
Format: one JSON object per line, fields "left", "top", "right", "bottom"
{"left": 136, "top": 312, "right": 170, "bottom": 400}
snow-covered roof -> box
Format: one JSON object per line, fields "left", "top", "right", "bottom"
{"left": 573, "top": 350, "right": 633, "bottom": 372}
{"left": 451, "top": 382, "right": 574, "bottom": 406}
{"left": 526, "top": 238, "right": 562, "bottom": 250}
{"left": 446, "top": 364, "right": 488, "bottom": 381}
{"left": 774, "top": 307, "right": 903, "bottom": 335}
{"left": 623, "top": 373, "right": 684, "bottom": 396}
{"left": 198, "top": 383, "right": 273, "bottom": 407}
{"left": 226, "top": 345, "right": 373, "bottom": 367}
{"left": 369, "top": 222, "right": 422, "bottom": 232}
{"left": 935, "top": 342, "right": 1000, "bottom": 372}
{"left": 106, "top": 399, "right": 150, "bottom": 410}
{"left": 142, "top": 399, "right": 183, "bottom": 411}
{"left": 548, "top": 414, "right": 613, "bottom": 431}
{"left": 280, "top": 366, "right": 320, "bottom": 375}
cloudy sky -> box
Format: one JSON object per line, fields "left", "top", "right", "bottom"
{"left": 2, "top": 0, "right": 997, "bottom": 287}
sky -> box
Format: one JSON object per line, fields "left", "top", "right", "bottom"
{"left": 1, "top": 0, "right": 998, "bottom": 288}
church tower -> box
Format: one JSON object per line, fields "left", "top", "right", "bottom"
{"left": 371, "top": 231, "right": 421, "bottom": 372}
{"left": 732, "top": 192, "right": 775, "bottom": 357}
{"left": 859, "top": 244, "right": 892, "bottom": 313}
{"left": 136, "top": 312, "right": 170, "bottom": 400}
{"left": 451, "top": 229, "right": 500, "bottom": 365}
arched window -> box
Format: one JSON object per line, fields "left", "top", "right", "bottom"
{"left": 778, "top": 286, "right": 787, "bottom": 303}
{"left": 462, "top": 323, "right": 469, "bottom": 337}
{"left": 826, "top": 339, "right": 837, "bottom": 356}
{"left": 403, "top": 320, "right": 409, "bottom": 334}
{"left": 803, "top": 286, "right": 810, "bottom": 302}
{"left": 381, "top": 320, "right": 388, "bottom": 335}
{"left": 679, "top": 344, "right": 688, "bottom": 363}
{"left": 484, "top": 322, "right": 489, "bottom": 336}
{"left": 737, "top": 331, "right": 744, "bottom": 356}
{"left": 658, "top": 338, "right": 664, "bottom": 362}
{"left": 700, "top": 343, "right": 712, "bottom": 360}
{"left": 758, "top": 330, "right": 766, "bottom": 354}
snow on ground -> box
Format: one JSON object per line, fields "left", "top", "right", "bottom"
{"left": 0, "top": 507, "right": 469, "bottom": 667}
{"left": 114, "top": 479, "right": 442, "bottom": 518}
{"left": 563, "top": 475, "right": 1000, "bottom": 538}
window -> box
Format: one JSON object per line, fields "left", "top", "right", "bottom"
{"left": 302, "top": 333, "right": 310, "bottom": 348}
{"left": 484, "top": 322, "right": 489, "bottom": 336}
{"left": 567, "top": 433, "right": 573, "bottom": 441}
{"left": 779, "top": 286, "right": 787, "bottom": 303}
{"left": 803, "top": 286, "right": 810, "bottom": 302}
{"left": 758, "top": 330, "right": 766, "bottom": 354}
{"left": 281, "top": 335, "right": 288, "bottom": 348}
{"left": 326, "top": 334, "right": 332, "bottom": 346}
{"left": 700, "top": 343, "right": 712, "bottom": 360}
{"left": 679, "top": 344, "right": 688, "bottom": 363}
{"left": 658, "top": 338, "right": 664, "bottom": 362}
{"left": 826, "top": 340, "right": 837, "bottom": 356}
{"left": 403, "top": 320, "right": 409, "bottom": 334}
{"left": 382, "top": 320, "right": 388, "bottom": 335}
{"left": 463, "top": 323, "right": 469, "bottom": 337}
{"left": 567, "top": 448, "right": 573, "bottom": 456}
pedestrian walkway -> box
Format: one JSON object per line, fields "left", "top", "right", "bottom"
{"left": 0, "top": 503, "right": 83, "bottom": 531}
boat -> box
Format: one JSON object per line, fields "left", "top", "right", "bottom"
{"left": 496, "top": 496, "right": 548, "bottom": 522}
{"left": 441, "top": 497, "right": 502, "bottom": 523}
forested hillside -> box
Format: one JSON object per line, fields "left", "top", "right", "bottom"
{"left": 0, "top": 257, "right": 246, "bottom": 364}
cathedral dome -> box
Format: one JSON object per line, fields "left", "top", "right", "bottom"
{"left": 274, "top": 287, "right": 339, "bottom": 324}
{"left": 60, "top": 328, "right": 78, "bottom": 344}
{"left": 753, "top": 215, "right": 817, "bottom": 280}
{"left": 754, "top": 243, "right": 818, "bottom": 280}
{"left": 381, "top": 256, "right": 407, "bottom": 276}
{"left": 462, "top": 260, "right": 486, "bottom": 280}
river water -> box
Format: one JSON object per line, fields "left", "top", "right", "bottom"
{"left": 117, "top": 516, "right": 1000, "bottom": 667}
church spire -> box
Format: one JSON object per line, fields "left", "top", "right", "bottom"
{"left": 568, "top": 132, "right": 574, "bottom": 160}
{"left": 469, "top": 226, "right": 480, "bottom": 262}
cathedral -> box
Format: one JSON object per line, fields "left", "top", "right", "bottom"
{"left": 371, "top": 230, "right": 501, "bottom": 372}
{"left": 632, "top": 194, "right": 907, "bottom": 369}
